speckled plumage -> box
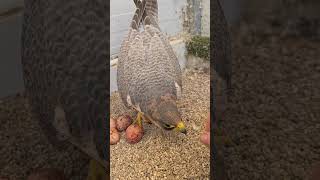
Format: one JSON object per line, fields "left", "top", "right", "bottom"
{"left": 117, "top": 0, "right": 183, "bottom": 128}
{"left": 21, "top": 0, "right": 108, "bottom": 165}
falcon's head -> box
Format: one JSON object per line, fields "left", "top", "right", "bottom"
{"left": 147, "top": 94, "right": 187, "bottom": 134}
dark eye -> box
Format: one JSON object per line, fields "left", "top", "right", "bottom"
{"left": 163, "top": 123, "right": 175, "bottom": 130}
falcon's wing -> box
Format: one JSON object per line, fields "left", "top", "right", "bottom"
{"left": 143, "top": 9, "right": 182, "bottom": 97}
{"left": 117, "top": 0, "right": 146, "bottom": 107}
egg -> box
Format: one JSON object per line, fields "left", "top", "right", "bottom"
{"left": 125, "top": 124, "right": 144, "bottom": 144}
{"left": 110, "top": 128, "right": 120, "bottom": 145}
{"left": 110, "top": 118, "right": 116, "bottom": 129}
{"left": 116, "top": 115, "right": 133, "bottom": 132}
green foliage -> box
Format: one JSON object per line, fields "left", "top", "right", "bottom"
{"left": 186, "top": 36, "right": 210, "bottom": 60}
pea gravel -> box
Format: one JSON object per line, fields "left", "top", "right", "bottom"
{"left": 110, "top": 69, "right": 210, "bottom": 180}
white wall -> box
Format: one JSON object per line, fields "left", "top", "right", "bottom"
{"left": 110, "top": 0, "right": 187, "bottom": 57}
{"left": 201, "top": 0, "right": 210, "bottom": 37}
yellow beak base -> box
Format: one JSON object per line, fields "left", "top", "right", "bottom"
{"left": 175, "top": 121, "right": 187, "bottom": 135}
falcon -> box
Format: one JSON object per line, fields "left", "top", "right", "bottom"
{"left": 117, "top": 0, "right": 186, "bottom": 135}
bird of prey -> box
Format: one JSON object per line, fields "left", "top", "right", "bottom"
{"left": 117, "top": 0, "right": 186, "bottom": 135}
{"left": 21, "top": 0, "right": 108, "bottom": 179}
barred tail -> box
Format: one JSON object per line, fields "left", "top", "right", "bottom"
{"left": 131, "top": 0, "right": 146, "bottom": 30}
{"left": 145, "top": 0, "right": 158, "bottom": 21}
{"left": 133, "top": 0, "right": 159, "bottom": 28}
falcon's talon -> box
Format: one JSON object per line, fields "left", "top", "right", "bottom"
{"left": 133, "top": 111, "right": 143, "bottom": 127}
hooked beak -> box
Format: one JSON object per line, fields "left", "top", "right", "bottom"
{"left": 175, "top": 121, "right": 187, "bottom": 135}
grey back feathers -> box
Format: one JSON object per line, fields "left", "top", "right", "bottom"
{"left": 117, "top": 0, "right": 182, "bottom": 112}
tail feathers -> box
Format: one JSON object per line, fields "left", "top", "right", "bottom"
{"left": 143, "top": 15, "right": 160, "bottom": 29}
{"left": 130, "top": 0, "right": 146, "bottom": 30}
{"left": 145, "top": 0, "right": 158, "bottom": 20}
{"left": 133, "top": 0, "right": 159, "bottom": 28}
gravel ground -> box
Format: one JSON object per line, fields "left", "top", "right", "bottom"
{"left": 0, "top": 94, "right": 89, "bottom": 180}
{"left": 110, "top": 70, "right": 210, "bottom": 180}
{"left": 220, "top": 20, "right": 320, "bottom": 180}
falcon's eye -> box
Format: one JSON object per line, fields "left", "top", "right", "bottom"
{"left": 163, "top": 123, "right": 175, "bottom": 130}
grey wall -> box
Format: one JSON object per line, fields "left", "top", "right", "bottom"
{"left": 0, "top": 9, "right": 24, "bottom": 98}
{"left": 201, "top": 0, "right": 210, "bottom": 36}
{"left": 0, "top": 0, "right": 23, "bottom": 14}
{"left": 219, "top": 0, "right": 242, "bottom": 25}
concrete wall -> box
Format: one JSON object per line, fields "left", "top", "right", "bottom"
{"left": 219, "top": 0, "right": 242, "bottom": 26}
{"left": 0, "top": 2, "right": 24, "bottom": 98}
{"left": 110, "top": 0, "right": 188, "bottom": 57}
{"left": 0, "top": 0, "right": 23, "bottom": 14}
{"left": 201, "top": 0, "right": 210, "bottom": 37}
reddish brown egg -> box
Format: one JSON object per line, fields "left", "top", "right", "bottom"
{"left": 110, "top": 128, "right": 120, "bottom": 145}
{"left": 116, "top": 115, "right": 133, "bottom": 132}
{"left": 125, "top": 124, "right": 144, "bottom": 144}
{"left": 200, "top": 131, "right": 210, "bottom": 146}
{"left": 110, "top": 118, "right": 116, "bottom": 129}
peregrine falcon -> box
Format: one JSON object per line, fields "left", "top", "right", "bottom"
{"left": 21, "top": 0, "right": 108, "bottom": 179}
{"left": 117, "top": 0, "right": 186, "bottom": 134}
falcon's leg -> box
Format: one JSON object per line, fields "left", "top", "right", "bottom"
{"left": 86, "top": 159, "right": 106, "bottom": 180}
{"left": 130, "top": 104, "right": 152, "bottom": 125}
{"left": 133, "top": 111, "right": 143, "bottom": 127}
{"left": 128, "top": 104, "right": 146, "bottom": 126}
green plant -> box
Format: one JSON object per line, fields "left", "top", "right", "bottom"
{"left": 186, "top": 35, "right": 210, "bottom": 60}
